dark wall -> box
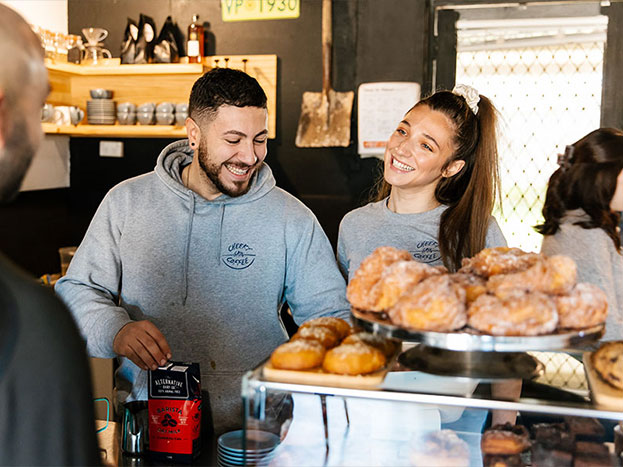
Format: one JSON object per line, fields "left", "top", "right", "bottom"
{"left": 0, "top": 0, "right": 429, "bottom": 276}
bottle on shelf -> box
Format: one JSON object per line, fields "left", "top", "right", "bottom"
{"left": 187, "top": 14, "right": 204, "bottom": 64}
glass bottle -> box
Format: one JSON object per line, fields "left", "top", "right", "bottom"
{"left": 187, "top": 14, "right": 204, "bottom": 64}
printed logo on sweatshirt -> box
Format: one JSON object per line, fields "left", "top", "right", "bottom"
{"left": 410, "top": 240, "right": 441, "bottom": 264}
{"left": 222, "top": 242, "right": 256, "bottom": 269}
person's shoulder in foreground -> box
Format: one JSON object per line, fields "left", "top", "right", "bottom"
{"left": 0, "top": 255, "right": 100, "bottom": 464}
{"left": 0, "top": 4, "right": 100, "bottom": 464}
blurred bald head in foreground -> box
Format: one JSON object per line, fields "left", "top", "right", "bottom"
{"left": 0, "top": 4, "right": 49, "bottom": 202}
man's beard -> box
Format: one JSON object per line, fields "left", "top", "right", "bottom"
{"left": 0, "top": 117, "right": 36, "bottom": 203}
{"left": 196, "top": 139, "right": 257, "bottom": 198}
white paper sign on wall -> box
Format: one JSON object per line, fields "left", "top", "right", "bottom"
{"left": 357, "top": 82, "right": 421, "bottom": 159}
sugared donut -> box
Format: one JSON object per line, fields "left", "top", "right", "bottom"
{"left": 487, "top": 255, "right": 577, "bottom": 299}
{"left": 270, "top": 340, "right": 326, "bottom": 370}
{"left": 410, "top": 430, "right": 470, "bottom": 467}
{"left": 346, "top": 246, "right": 413, "bottom": 310}
{"left": 555, "top": 282, "right": 608, "bottom": 329}
{"left": 460, "top": 247, "right": 542, "bottom": 278}
{"left": 298, "top": 316, "right": 352, "bottom": 339}
{"left": 322, "top": 343, "right": 386, "bottom": 375}
{"left": 481, "top": 423, "right": 531, "bottom": 455}
{"left": 372, "top": 260, "right": 441, "bottom": 311}
{"left": 468, "top": 290, "right": 558, "bottom": 336}
{"left": 342, "top": 332, "right": 400, "bottom": 358}
{"left": 291, "top": 325, "right": 341, "bottom": 348}
{"left": 450, "top": 272, "right": 487, "bottom": 304}
{"left": 388, "top": 274, "right": 467, "bottom": 332}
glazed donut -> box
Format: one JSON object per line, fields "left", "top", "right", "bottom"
{"left": 481, "top": 423, "right": 531, "bottom": 455}
{"left": 346, "top": 246, "right": 413, "bottom": 310}
{"left": 342, "top": 332, "right": 400, "bottom": 358}
{"left": 487, "top": 255, "right": 577, "bottom": 298}
{"left": 322, "top": 342, "right": 386, "bottom": 375}
{"left": 372, "top": 260, "right": 441, "bottom": 311}
{"left": 410, "top": 430, "right": 470, "bottom": 467}
{"left": 291, "top": 325, "right": 341, "bottom": 348}
{"left": 555, "top": 282, "right": 608, "bottom": 329}
{"left": 450, "top": 272, "right": 487, "bottom": 304}
{"left": 270, "top": 340, "right": 326, "bottom": 370}
{"left": 299, "top": 316, "right": 352, "bottom": 339}
{"left": 388, "top": 274, "right": 467, "bottom": 332}
{"left": 467, "top": 290, "right": 558, "bottom": 336}
{"left": 460, "top": 247, "right": 543, "bottom": 278}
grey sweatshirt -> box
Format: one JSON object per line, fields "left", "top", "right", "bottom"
{"left": 337, "top": 199, "right": 507, "bottom": 279}
{"left": 541, "top": 209, "right": 623, "bottom": 341}
{"left": 55, "top": 140, "right": 350, "bottom": 433}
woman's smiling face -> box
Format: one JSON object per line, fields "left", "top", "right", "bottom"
{"left": 383, "top": 104, "right": 462, "bottom": 192}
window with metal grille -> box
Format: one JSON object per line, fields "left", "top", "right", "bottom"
{"left": 456, "top": 15, "right": 606, "bottom": 252}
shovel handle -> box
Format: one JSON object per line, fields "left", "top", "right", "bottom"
{"left": 322, "top": 0, "right": 332, "bottom": 96}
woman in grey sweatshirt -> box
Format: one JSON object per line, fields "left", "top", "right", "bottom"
{"left": 538, "top": 128, "right": 623, "bottom": 341}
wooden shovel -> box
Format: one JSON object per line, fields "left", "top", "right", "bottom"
{"left": 295, "top": 0, "right": 354, "bottom": 148}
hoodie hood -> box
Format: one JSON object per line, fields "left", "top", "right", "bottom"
{"left": 154, "top": 139, "right": 276, "bottom": 205}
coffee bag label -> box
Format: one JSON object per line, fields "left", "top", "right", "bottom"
{"left": 148, "top": 362, "right": 201, "bottom": 463}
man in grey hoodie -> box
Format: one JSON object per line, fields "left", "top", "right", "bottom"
{"left": 55, "top": 68, "right": 350, "bottom": 435}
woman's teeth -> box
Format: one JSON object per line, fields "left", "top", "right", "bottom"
{"left": 392, "top": 158, "right": 414, "bottom": 172}
{"left": 225, "top": 164, "right": 250, "bottom": 176}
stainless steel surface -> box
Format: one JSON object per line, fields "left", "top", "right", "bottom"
{"left": 121, "top": 401, "right": 148, "bottom": 456}
{"left": 351, "top": 308, "right": 605, "bottom": 351}
{"left": 398, "top": 345, "right": 545, "bottom": 380}
{"left": 242, "top": 365, "right": 623, "bottom": 421}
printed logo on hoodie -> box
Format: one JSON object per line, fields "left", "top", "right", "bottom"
{"left": 222, "top": 242, "right": 256, "bottom": 269}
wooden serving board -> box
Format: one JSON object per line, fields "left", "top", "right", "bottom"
{"left": 262, "top": 361, "right": 393, "bottom": 389}
{"left": 583, "top": 352, "right": 623, "bottom": 410}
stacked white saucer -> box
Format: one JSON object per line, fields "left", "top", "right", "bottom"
{"left": 217, "top": 429, "right": 279, "bottom": 467}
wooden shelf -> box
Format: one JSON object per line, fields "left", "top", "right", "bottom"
{"left": 42, "top": 122, "right": 186, "bottom": 138}
{"left": 46, "top": 54, "right": 277, "bottom": 138}
{"left": 45, "top": 60, "right": 206, "bottom": 76}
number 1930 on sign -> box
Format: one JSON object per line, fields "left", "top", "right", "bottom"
{"left": 222, "top": 0, "right": 300, "bottom": 22}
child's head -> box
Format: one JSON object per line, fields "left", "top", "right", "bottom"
{"left": 537, "top": 128, "right": 623, "bottom": 248}
{"left": 375, "top": 85, "right": 501, "bottom": 271}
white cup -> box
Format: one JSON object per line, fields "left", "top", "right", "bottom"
{"left": 53, "top": 106, "right": 72, "bottom": 125}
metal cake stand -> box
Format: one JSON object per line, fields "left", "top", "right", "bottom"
{"left": 351, "top": 308, "right": 605, "bottom": 352}
{"left": 351, "top": 308, "right": 604, "bottom": 379}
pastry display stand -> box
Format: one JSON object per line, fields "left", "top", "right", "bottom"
{"left": 241, "top": 311, "right": 619, "bottom": 465}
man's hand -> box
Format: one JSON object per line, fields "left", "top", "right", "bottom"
{"left": 113, "top": 321, "right": 172, "bottom": 370}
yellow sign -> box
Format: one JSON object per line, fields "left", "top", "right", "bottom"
{"left": 221, "top": 0, "right": 300, "bottom": 22}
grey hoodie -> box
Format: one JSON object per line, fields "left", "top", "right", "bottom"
{"left": 56, "top": 140, "right": 350, "bottom": 433}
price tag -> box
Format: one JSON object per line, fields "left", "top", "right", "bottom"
{"left": 221, "top": 0, "right": 300, "bottom": 22}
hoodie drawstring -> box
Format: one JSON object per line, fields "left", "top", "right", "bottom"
{"left": 218, "top": 205, "right": 225, "bottom": 264}
{"left": 182, "top": 194, "right": 195, "bottom": 305}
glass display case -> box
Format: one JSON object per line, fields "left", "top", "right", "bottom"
{"left": 240, "top": 346, "right": 623, "bottom": 467}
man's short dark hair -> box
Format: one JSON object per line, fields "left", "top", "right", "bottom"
{"left": 189, "top": 68, "right": 267, "bottom": 122}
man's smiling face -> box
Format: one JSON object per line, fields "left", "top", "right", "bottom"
{"left": 196, "top": 104, "right": 268, "bottom": 198}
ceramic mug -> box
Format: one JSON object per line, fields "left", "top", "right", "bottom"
{"left": 41, "top": 103, "right": 55, "bottom": 122}
{"left": 137, "top": 112, "right": 155, "bottom": 125}
{"left": 175, "top": 112, "right": 188, "bottom": 126}
{"left": 155, "top": 112, "right": 175, "bottom": 125}
{"left": 137, "top": 102, "right": 156, "bottom": 113}
{"left": 156, "top": 102, "right": 175, "bottom": 114}
{"left": 117, "top": 112, "right": 136, "bottom": 125}
{"left": 117, "top": 102, "right": 136, "bottom": 113}
{"left": 69, "top": 106, "right": 85, "bottom": 125}
{"left": 52, "top": 106, "right": 71, "bottom": 125}
{"left": 53, "top": 106, "right": 84, "bottom": 126}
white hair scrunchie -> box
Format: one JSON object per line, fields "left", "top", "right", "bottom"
{"left": 452, "top": 84, "right": 480, "bottom": 115}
